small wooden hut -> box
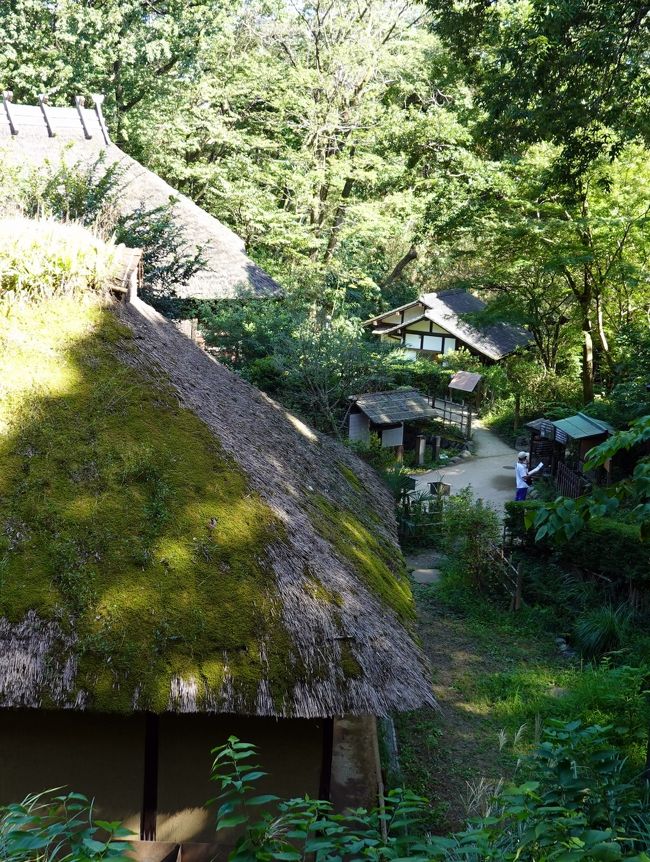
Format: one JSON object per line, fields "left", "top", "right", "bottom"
{"left": 526, "top": 413, "right": 614, "bottom": 497}
{"left": 348, "top": 388, "right": 437, "bottom": 460}
{"left": 0, "top": 222, "right": 434, "bottom": 861}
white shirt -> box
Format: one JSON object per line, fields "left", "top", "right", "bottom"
{"left": 516, "top": 460, "right": 543, "bottom": 488}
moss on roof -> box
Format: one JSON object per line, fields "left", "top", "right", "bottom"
{"left": 0, "top": 296, "right": 301, "bottom": 712}
{"left": 0, "top": 222, "right": 435, "bottom": 718}
{"left": 309, "top": 495, "right": 414, "bottom": 624}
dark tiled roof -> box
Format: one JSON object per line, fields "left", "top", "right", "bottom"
{"left": 351, "top": 388, "right": 436, "bottom": 424}
{"left": 0, "top": 97, "right": 281, "bottom": 301}
{"left": 421, "top": 290, "right": 531, "bottom": 360}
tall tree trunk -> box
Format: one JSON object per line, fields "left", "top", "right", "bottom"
{"left": 323, "top": 176, "right": 354, "bottom": 263}
{"left": 581, "top": 307, "right": 595, "bottom": 404}
{"left": 595, "top": 292, "right": 614, "bottom": 386}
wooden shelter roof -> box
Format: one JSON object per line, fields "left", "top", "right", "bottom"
{"left": 552, "top": 413, "right": 614, "bottom": 441}
{"left": 448, "top": 371, "right": 483, "bottom": 393}
{"left": 0, "top": 95, "right": 281, "bottom": 301}
{"left": 350, "top": 389, "right": 436, "bottom": 425}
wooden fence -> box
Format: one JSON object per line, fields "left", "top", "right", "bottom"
{"left": 487, "top": 542, "right": 523, "bottom": 611}
{"left": 427, "top": 397, "right": 473, "bottom": 438}
{"left": 555, "top": 461, "right": 586, "bottom": 499}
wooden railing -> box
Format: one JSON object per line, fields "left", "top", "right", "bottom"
{"left": 487, "top": 543, "right": 523, "bottom": 611}
{"left": 427, "top": 397, "right": 472, "bottom": 439}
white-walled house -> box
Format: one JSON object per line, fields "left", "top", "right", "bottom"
{"left": 365, "top": 290, "right": 530, "bottom": 363}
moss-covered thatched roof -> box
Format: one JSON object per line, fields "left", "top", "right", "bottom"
{"left": 0, "top": 222, "right": 433, "bottom": 718}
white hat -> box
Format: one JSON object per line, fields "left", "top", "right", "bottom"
{"left": 518, "top": 451, "right": 528, "bottom": 460}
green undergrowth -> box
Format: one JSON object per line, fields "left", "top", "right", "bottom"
{"left": 0, "top": 295, "right": 308, "bottom": 712}
{"left": 426, "top": 565, "right": 650, "bottom": 771}
{"left": 309, "top": 494, "right": 414, "bottom": 623}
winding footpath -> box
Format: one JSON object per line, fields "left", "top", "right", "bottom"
{"left": 413, "top": 421, "right": 518, "bottom": 512}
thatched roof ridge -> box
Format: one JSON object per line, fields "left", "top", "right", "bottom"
{"left": 0, "top": 99, "right": 281, "bottom": 301}
{"left": 0, "top": 266, "right": 433, "bottom": 718}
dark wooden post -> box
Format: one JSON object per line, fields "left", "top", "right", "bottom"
{"left": 140, "top": 712, "right": 159, "bottom": 841}
{"left": 514, "top": 565, "right": 523, "bottom": 611}
{"left": 319, "top": 718, "right": 334, "bottom": 801}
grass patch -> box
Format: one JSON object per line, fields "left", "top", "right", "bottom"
{"left": 423, "top": 564, "right": 650, "bottom": 769}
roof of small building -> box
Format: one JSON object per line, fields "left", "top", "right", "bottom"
{"left": 350, "top": 388, "right": 437, "bottom": 425}
{"left": 0, "top": 96, "right": 281, "bottom": 301}
{"left": 0, "top": 220, "right": 434, "bottom": 719}
{"left": 365, "top": 290, "right": 531, "bottom": 361}
{"left": 552, "top": 413, "right": 614, "bottom": 441}
{"left": 449, "top": 371, "right": 483, "bottom": 393}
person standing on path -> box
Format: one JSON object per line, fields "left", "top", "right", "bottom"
{"left": 515, "top": 452, "right": 543, "bottom": 501}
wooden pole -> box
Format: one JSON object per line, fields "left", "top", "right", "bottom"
{"left": 514, "top": 565, "right": 523, "bottom": 611}
{"left": 140, "top": 712, "right": 159, "bottom": 841}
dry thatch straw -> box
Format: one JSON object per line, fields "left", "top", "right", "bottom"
{"left": 0, "top": 231, "right": 434, "bottom": 718}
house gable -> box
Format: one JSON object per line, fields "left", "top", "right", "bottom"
{"left": 364, "top": 290, "right": 531, "bottom": 361}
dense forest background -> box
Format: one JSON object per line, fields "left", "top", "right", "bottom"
{"left": 2, "top": 0, "right": 649, "bottom": 434}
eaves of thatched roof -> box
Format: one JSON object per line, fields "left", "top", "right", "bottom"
{"left": 0, "top": 235, "right": 433, "bottom": 718}
{"left": 0, "top": 96, "right": 281, "bottom": 301}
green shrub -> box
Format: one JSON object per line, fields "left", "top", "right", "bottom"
{"left": 560, "top": 518, "right": 649, "bottom": 583}
{"left": 0, "top": 789, "right": 130, "bottom": 861}
{"left": 0, "top": 217, "right": 115, "bottom": 303}
{"left": 574, "top": 604, "right": 633, "bottom": 658}
{"left": 2, "top": 156, "right": 205, "bottom": 309}
{"left": 347, "top": 433, "right": 394, "bottom": 471}
{"left": 440, "top": 488, "right": 501, "bottom": 589}
{"left": 505, "top": 504, "right": 649, "bottom": 586}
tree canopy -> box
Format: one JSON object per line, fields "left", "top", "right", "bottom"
{"left": 1, "top": 0, "right": 649, "bottom": 424}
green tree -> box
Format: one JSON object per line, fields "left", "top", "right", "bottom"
{"left": 128, "top": 0, "right": 486, "bottom": 306}
{"left": 274, "top": 317, "right": 396, "bottom": 436}
{"left": 0, "top": 0, "right": 225, "bottom": 145}
{"left": 439, "top": 144, "right": 650, "bottom": 403}
{"left": 430, "top": 0, "right": 650, "bottom": 177}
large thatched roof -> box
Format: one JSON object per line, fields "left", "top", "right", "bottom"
{"left": 0, "top": 96, "right": 281, "bottom": 301}
{"left": 0, "top": 222, "right": 433, "bottom": 718}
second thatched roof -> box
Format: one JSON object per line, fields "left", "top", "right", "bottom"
{"left": 0, "top": 96, "right": 281, "bottom": 301}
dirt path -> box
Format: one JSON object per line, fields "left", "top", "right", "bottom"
{"left": 399, "top": 550, "right": 510, "bottom": 830}
{"left": 395, "top": 591, "right": 505, "bottom": 829}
